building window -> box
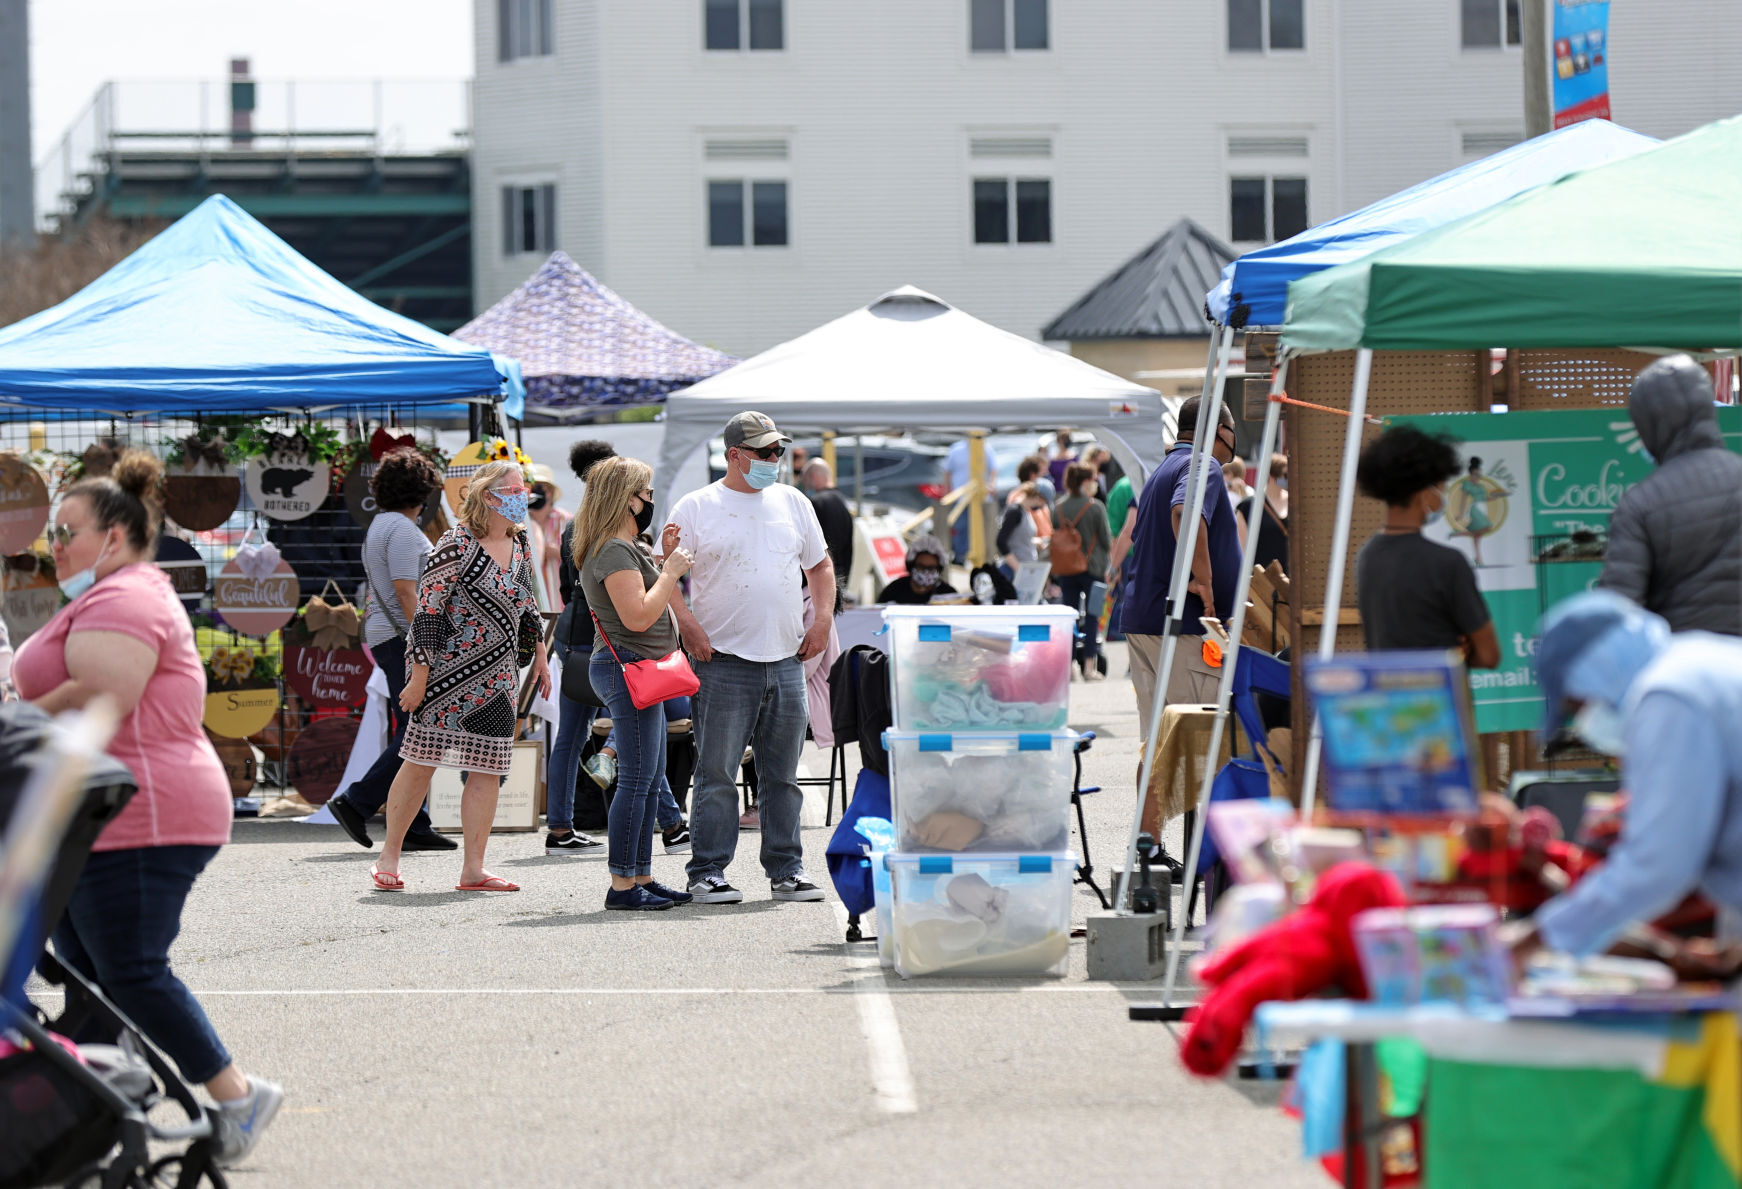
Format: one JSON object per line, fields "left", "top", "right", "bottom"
{"left": 498, "top": 0, "right": 554, "bottom": 61}
{"left": 709, "top": 179, "right": 788, "bottom": 247}
{"left": 1461, "top": 0, "right": 1522, "bottom": 48}
{"left": 502, "top": 184, "right": 556, "bottom": 255}
{"left": 705, "top": 0, "right": 783, "bottom": 51}
{"left": 1228, "top": 0, "right": 1304, "bottom": 52}
{"left": 973, "top": 177, "right": 1051, "bottom": 244}
{"left": 1230, "top": 175, "right": 1307, "bottom": 242}
{"left": 970, "top": 0, "right": 1048, "bottom": 52}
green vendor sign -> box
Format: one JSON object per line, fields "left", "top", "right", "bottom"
{"left": 1389, "top": 407, "right": 1742, "bottom": 733}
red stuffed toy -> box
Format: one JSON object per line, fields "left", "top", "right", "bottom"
{"left": 1181, "top": 862, "right": 1406, "bottom": 1077}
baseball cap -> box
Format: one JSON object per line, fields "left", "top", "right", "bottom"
{"left": 723, "top": 411, "right": 791, "bottom": 451}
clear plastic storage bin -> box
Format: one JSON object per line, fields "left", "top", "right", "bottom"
{"left": 883, "top": 853, "right": 1076, "bottom": 978}
{"left": 883, "top": 605, "right": 1076, "bottom": 732}
{"left": 884, "top": 729, "right": 1079, "bottom": 853}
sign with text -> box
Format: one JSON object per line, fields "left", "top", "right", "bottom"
{"left": 428, "top": 741, "right": 542, "bottom": 832}
{"left": 1551, "top": 0, "right": 1611, "bottom": 128}
{"left": 1391, "top": 407, "right": 1742, "bottom": 732}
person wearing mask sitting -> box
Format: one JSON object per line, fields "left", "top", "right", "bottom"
{"left": 878, "top": 535, "right": 958, "bottom": 604}
{"left": 1354, "top": 425, "right": 1499, "bottom": 672}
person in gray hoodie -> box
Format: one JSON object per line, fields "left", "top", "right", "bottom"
{"left": 1599, "top": 354, "right": 1742, "bottom": 635}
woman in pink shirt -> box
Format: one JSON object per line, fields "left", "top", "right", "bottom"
{"left": 13, "top": 451, "right": 281, "bottom": 1166}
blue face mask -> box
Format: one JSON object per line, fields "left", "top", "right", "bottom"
{"left": 58, "top": 536, "right": 111, "bottom": 601}
{"left": 1571, "top": 701, "right": 1627, "bottom": 756}
{"left": 745, "top": 459, "right": 781, "bottom": 490}
{"left": 492, "top": 489, "right": 530, "bottom": 525}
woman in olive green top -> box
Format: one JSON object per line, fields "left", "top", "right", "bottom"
{"left": 1054, "top": 462, "right": 1113, "bottom": 681}
{"left": 575, "top": 456, "right": 695, "bottom": 911}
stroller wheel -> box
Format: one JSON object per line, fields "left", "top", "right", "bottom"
{"left": 144, "top": 1154, "right": 230, "bottom": 1188}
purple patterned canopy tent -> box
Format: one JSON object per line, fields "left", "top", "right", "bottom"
{"left": 455, "top": 251, "right": 736, "bottom": 416}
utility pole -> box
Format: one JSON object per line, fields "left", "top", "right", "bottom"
{"left": 1523, "top": 0, "right": 1553, "bottom": 137}
{"left": 0, "top": 0, "right": 34, "bottom": 247}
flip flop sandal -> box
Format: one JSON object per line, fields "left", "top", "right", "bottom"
{"left": 456, "top": 874, "right": 520, "bottom": 892}
{"left": 370, "top": 864, "right": 405, "bottom": 892}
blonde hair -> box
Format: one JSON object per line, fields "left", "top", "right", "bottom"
{"left": 457, "top": 460, "right": 523, "bottom": 537}
{"left": 573, "top": 455, "right": 654, "bottom": 567}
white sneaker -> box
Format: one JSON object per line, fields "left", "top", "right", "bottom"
{"left": 215, "top": 1075, "right": 283, "bottom": 1166}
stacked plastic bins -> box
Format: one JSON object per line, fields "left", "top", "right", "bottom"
{"left": 878, "top": 605, "right": 1080, "bottom": 978}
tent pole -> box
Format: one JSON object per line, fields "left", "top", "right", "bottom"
{"left": 821, "top": 430, "right": 837, "bottom": 479}
{"left": 855, "top": 436, "right": 865, "bottom": 518}
{"left": 1299, "top": 347, "right": 1373, "bottom": 815}
{"left": 1115, "top": 324, "right": 1235, "bottom": 914}
{"left": 1160, "top": 356, "right": 1288, "bottom": 1004}
{"left": 968, "top": 432, "right": 987, "bottom": 567}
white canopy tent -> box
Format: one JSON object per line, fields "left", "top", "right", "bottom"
{"left": 654, "top": 286, "right": 1168, "bottom": 514}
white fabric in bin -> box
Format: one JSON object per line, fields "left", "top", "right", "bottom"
{"left": 886, "top": 730, "right": 1077, "bottom": 852}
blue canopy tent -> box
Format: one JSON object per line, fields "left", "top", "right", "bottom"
{"left": 456, "top": 251, "right": 734, "bottom": 420}
{"left": 0, "top": 195, "right": 522, "bottom": 418}
{"left": 1205, "top": 120, "right": 1658, "bottom": 330}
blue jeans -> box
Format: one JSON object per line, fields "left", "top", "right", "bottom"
{"left": 546, "top": 688, "right": 598, "bottom": 832}
{"left": 606, "top": 695, "right": 691, "bottom": 830}
{"left": 590, "top": 649, "right": 667, "bottom": 878}
{"left": 335, "top": 637, "right": 434, "bottom": 834}
{"left": 686, "top": 654, "right": 807, "bottom": 884}
{"left": 51, "top": 846, "right": 231, "bottom": 1085}
{"left": 1055, "top": 572, "right": 1102, "bottom": 663}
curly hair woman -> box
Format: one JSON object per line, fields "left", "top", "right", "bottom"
{"left": 14, "top": 450, "right": 283, "bottom": 1166}
{"left": 370, "top": 460, "right": 552, "bottom": 892}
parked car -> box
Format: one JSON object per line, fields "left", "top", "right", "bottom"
{"left": 708, "top": 435, "right": 947, "bottom": 514}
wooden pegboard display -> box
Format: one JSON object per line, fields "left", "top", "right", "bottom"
{"left": 1284, "top": 349, "right": 1486, "bottom": 803}
{"left": 1510, "top": 348, "right": 1659, "bottom": 409}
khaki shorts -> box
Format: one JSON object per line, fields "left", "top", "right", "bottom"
{"left": 1127, "top": 632, "right": 1221, "bottom": 744}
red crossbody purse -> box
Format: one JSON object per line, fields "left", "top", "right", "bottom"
{"left": 590, "top": 609, "right": 700, "bottom": 709}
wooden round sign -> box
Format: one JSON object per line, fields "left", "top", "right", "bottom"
{"left": 245, "top": 450, "right": 328, "bottom": 522}
{"left": 214, "top": 549, "right": 299, "bottom": 638}
{"left": 203, "top": 684, "right": 280, "bottom": 739}
{"left": 1, "top": 563, "right": 61, "bottom": 645}
{"left": 345, "top": 461, "right": 444, "bottom": 532}
{"left": 164, "top": 465, "right": 242, "bottom": 532}
{"left": 0, "top": 457, "right": 50, "bottom": 555}
{"left": 282, "top": 612, "right": 371, "bottom": 707}
{"left": 206, "top": 730, "right": 257, "bottom": 797}
{"left": 153, "top": 534, "right": 207, "bottom": 613}
{"left": 285, "top": 715, "right": 360, "bottom": 805}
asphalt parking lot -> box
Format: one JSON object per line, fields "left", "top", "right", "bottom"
{"left": 36, "top": 641, "right": 1324, "bottom": 1188}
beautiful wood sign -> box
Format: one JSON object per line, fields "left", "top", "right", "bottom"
{"left": 214, "top": 545, "right": 299, "bottom": 638}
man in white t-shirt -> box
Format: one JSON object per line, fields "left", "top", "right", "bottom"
{"left": 670, "top": 411, "right": 835, "bottom": 904}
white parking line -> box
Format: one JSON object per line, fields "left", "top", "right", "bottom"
{"left": 835, "top": 903, "right": 918, "bottom": 1114}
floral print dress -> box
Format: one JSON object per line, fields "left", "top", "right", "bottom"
{"left": 399, "top": 524, "right": 542, "bottom": 776}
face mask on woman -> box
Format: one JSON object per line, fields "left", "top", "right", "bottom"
{"left": 631, "top": 497, "right": 655, "bottom": 535}
{"left": 58, "top": 535, "right": 112, "bottom": 600}
{"left": 910, "top": 566, "right": 942, "bottom": 590}
{"left": 492, "top": 488, "right": 530, "bottom": 525}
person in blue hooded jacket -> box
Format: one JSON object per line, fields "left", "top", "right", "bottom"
{"left": 1514, "top": 590, "right": 1742, "bottom": 973}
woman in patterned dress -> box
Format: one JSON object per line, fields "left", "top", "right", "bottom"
{"left": 370, "top": 460, "right": 552, "bottom": 892}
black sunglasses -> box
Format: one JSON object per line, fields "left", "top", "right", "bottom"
{"left": 738, "top": 443, "right": 785, "bottom": 461}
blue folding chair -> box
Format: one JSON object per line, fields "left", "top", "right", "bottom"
{"left": 1189, "top": 648, "right": 1290, "bottom": 922}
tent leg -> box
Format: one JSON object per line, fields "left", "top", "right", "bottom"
{"left": 1159, "top": 358, "right": 1288, "bottom": 1005}
{"left": 1115, "top": 324, "right": 1235, "bottom": 914}
{"left": 1299, "top": 347, "right": 1373, "bottom": 815}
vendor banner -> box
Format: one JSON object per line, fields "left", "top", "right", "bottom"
{"left": 1551, "top": 0, "right": 1611, "bottom": 128}
{"left": 1390, "top": 407, "right": 1742, "bottom": 733}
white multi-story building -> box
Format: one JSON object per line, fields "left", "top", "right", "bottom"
{"left": 471, "top": 0, "right": 1742, "bottom": 359}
